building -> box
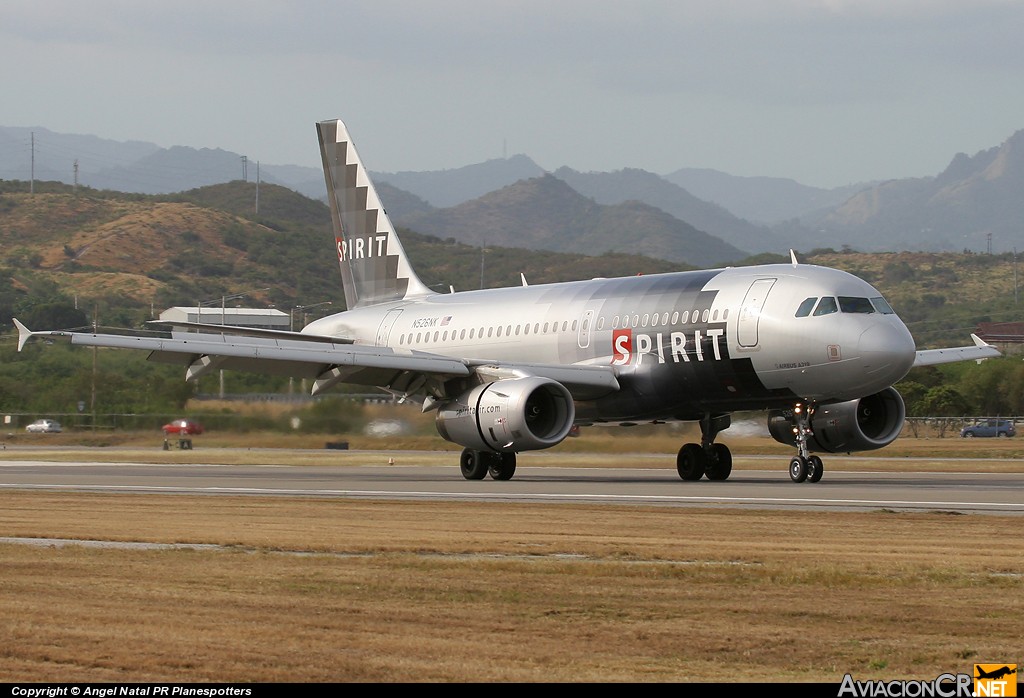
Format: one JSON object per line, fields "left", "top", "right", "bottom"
{"left": 974, "top": 321, "right": 1024, "bottom": 355}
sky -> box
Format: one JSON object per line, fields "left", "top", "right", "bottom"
{"left": 2, "top": 0, "right": 1023, "bottom": 189}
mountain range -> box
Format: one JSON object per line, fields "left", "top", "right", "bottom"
{"left": 3, "top": 124, "right": 1023, "bottom": 259}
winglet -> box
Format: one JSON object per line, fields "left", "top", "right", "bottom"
{"left": 521, "top": 273, "right": 529, "bottom": 287}
{"left": 13, "top": 318, "right": 32, "bottom": 352}
{"left": 971, "top": 333, "right": 993, "bottom": 363}
{"left": 790, "top": 250, "right": 799, "bottom": 266}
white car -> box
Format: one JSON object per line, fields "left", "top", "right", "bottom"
{"left": 25, "top": 419, "right": 62, "bottom": 433}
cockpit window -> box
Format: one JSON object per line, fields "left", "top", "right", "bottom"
{"left": 870, "top": 297, "right": 895, "bottom": 314}
{"left": 838, "top": 296, "right": 875, "bottom": 314}
{"left": 795, "top": 297, "right": 817, "bottom": 318}
{"left": 812, "top": 297, "right": 838, "bottom": 316}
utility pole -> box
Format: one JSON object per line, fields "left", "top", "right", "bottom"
{"left": 255, "top": 161, "right": 260, "bottom": 215}
{"left": 91, "top": 306, "right": 98, "bottom": 433}
{"left": 241, "top": 155, "right": 248, "bottom": 182}
{"left": 480, "top": 244, "right": 485, "bottom": 289}
{"left": 30, "top": 132, "right": 34, "bottom": 194}
{"left": 73, "top": 159, "right": 79, "bottom": 193}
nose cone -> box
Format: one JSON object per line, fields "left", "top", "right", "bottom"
{"left": 858, "top": 320, "right": 916, "bottom": 386}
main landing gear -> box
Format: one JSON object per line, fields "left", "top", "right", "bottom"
{"left": 460, "top": 448, "right": 517, "bottom": 481}
{"left": 676, "top": 413, "right": 733, "bottom": 482}
{"left": 787, "top": 402, "right": 824, "bottom": 484}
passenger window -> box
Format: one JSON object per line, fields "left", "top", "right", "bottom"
{"left": 796, "top": 297, "right": 817, "bottom": 317}
{"left": 813, "top": 297, "right": 838, "bottom": 316}
{"left": 838, "top": 296, "right": 875, "bottom": 314}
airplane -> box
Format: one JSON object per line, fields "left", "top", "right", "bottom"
{"left": 14, "top": 118, "right": 1001, "bottom": 484}
{"left": 976, "top": 666, "right": 1017, "bottom": 681}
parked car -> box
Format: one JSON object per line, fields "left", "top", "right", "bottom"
{"left": 25, "top": 419, "right": 62, "bottom": 433}
{"left": 960, "top": 419, "right": 1015, "bottom": 438}
{"left": 162, "top": 419, "right": 204, "bottom": 436}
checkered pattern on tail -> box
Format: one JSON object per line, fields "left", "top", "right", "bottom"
{"left": 317, "top": 119, "right": 433, "bottom": 309}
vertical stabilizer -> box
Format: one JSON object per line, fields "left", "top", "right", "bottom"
{"left": 317, "top": 119, "right": 434, "bottom": 308}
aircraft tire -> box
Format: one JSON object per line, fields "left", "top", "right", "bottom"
{"left": 789, "top": 456, "right": 808, "bottom": 483}
{"left": 488, "top": 452, "right": 517, "bottom": 481}
{"left": 676, "top": 443, "right": 707, "bottom": 481}
{"left": 460, "top": 448, "right": 489, "bottom": 480}
{"left": 705, "top": 443, "right": 733, "bottom": 481}
{"left": 807, "top": 455, "right": 824, "bottom": 483}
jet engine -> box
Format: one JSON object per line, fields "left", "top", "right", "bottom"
{"left": 435, "top": 376, "right": 575, "bottom": 452}
{"left": 767, "top": 387, "right": 906, "bottom": 453}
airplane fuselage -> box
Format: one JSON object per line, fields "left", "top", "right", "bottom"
{"left": 303, "top": 263, "right": 917, "bottom": 422}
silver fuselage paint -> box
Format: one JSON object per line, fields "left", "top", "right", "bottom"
{"left": 303, "top": 263, "right": 917, "bottom": 422}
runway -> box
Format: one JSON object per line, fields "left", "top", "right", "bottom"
{"left": 1, "top": 454, "right": 1022, "bottom": 515}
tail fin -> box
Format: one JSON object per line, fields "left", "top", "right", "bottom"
{"left": 317, "top": 119, "right": 434, "bottom": 309}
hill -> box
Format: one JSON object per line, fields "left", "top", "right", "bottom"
{"left": 9, "top": 123, "right": 1024, "bottom": 256}
{"left": 787, "top": 130, "right": 1024, "bottom": 253}
{"left": 396, "top": 174, "right": 748, "bottom": 266}
{"left": 0, "top": 181, "right": 686, "bottom": 331}
{"left": 663, "top": 167, "right": 871, "bottom": 226}
{"left": 376, "top": 154, "right": 547, "bottom": 208}
{"left": 550, "top": 166, "right": 783, "bottom": 254}
{"left": 3, "top": 181, "right": 1024, "bottom": 351}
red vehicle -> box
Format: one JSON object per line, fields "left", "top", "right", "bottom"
{"left": 162, "top": 419, "right": 204, "bottom": 436}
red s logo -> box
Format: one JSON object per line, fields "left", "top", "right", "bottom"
{"left": 612, "top": 329, "right": 632, "bottom": 366}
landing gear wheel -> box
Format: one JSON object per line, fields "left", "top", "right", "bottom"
{"left": 460, "top": 448, "right": 488, "bottom": 480}
{"left": 806, "top": 455, "right": 824, "bottom": 483}
{"left": 789, "top": 456, "right": 808, "bottom": 483}
{"left": 705, "top": 443, "right": 733, "bottom": 481}
{"left": 488, "top": 452, "right": 517, "bottom": 481}
{"left": 677, "top": 443, "right": 707, "bottom": 481}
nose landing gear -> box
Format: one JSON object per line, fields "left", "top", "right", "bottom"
{"left": 788, "top": 403, "right": 824, "bottom": 483}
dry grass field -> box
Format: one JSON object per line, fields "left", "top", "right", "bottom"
{"left": 1, "top": 434, "right": 1022, "bottom": 683}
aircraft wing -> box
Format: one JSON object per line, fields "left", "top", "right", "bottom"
{"left": 14, "top": 320, "right": 620, "bottom": 400}
{"left": 913, "top": 334, "right": 1001, "bottom": 367}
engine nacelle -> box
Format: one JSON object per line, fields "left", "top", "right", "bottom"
{"left": 767, "top": 387, "right": 906, "bottom": 453}
{"left": 435, "top": 377, "right": 575, "bottom": 452}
